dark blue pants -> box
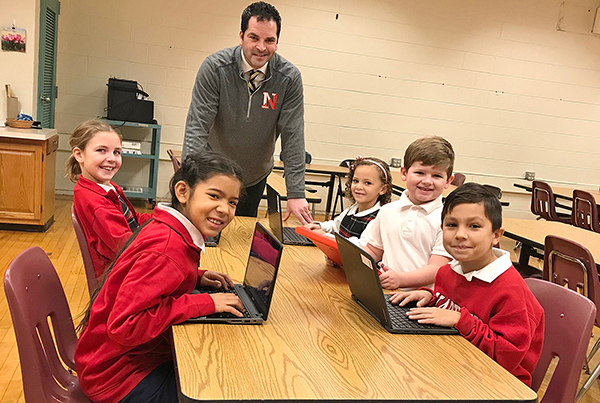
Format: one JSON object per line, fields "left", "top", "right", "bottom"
{"left": 119, "top": 361, "right": 178, "bottom": 403}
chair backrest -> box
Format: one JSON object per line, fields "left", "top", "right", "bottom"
{"left": 531, "top": 180, "right": 564, "bottom": 221}
{"left": 339, "top": 159, "right": 354, "bottom": 169}
{"left": 4, "top": 247, "right": 91, "bottom": 403}
{"left": 451, "top": 172, "right": 466, "bottom": 186}
{"left": 167, "top": 149, "right": 180, "bottom": 172}
{"left": 71, "top": 205, "right": 98, "bottom": 296}
{"left": 526, "top": 278, "right": 596, "bottom": 403}
{"left": 571, "top": 189, "right": 600, "bottom": 233}
{"left": 543, "top": 235, "right": 600, "bottom": 327}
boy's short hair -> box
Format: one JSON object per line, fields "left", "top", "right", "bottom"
{"left": 442, "top": 183, "right": 503, "bottom": 231}
{"left": 403, "top": 136, "right": 455, "bottom": 177}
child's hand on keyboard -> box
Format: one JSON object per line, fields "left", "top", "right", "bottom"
{"left": 211, "top": 293, "right": 245, "bottom": 317}
{"left": 406, "top": 307, "right": 460, "bottom": 328}
{"left": 199, "top": 270, "right": 235, "bottom": 290}
{"left": 389, "top": 290, "right": 432, "bottom": 307}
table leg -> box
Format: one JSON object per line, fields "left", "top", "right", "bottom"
{"left": 324, "top": 174, "right": 336, "bottom": 220}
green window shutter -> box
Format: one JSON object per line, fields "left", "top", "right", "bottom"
{"left": 37, "top": 0, "right": 60, "bottom": 129}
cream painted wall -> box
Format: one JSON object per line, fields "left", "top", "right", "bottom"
{"left": 54, "top": 0, "right": 600, "bottom": 217}
{"left": 0, "top": 0, "right": 38, "bottom": 123}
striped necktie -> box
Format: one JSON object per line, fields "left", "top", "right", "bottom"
{"left": 118, "top": 195, "right": 139, "bottom": 231}
{"left": 248, "top": 69, "right": 260, "bottom": 94}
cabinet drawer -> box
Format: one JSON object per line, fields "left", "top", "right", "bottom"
{"left": 46, "top": 135, "right": 59, "bottom": 154}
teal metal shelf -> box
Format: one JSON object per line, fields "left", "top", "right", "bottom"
{"left": 104, "top": 119, "right": 161, "bottom": 205}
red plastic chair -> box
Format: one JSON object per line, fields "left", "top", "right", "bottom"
{"left": 451, "top": 172, "right": 466, "bottom": 186}
{"left": 71, "top": 205, "right": 98, "bottom": 296}
{"left": 542, "top": 235, "right": 600, "bottom": 400}
{"left": 571, "top": 189, "right": 600, "bottom": 233}
{"left": 3, "top": 246, "right": 91, "bottom": 403}
{"left": 530, "top": 181, "right": 571, "bottom": 223}
{"left": 526, "top": 278, "right": 596, "bottom": 403}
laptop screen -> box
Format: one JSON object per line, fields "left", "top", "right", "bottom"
{"left": 243, "top": 222, "right": 283, "bottom": 319}
{"left": 266, "top": 184, "right": 284, "bottom": 243}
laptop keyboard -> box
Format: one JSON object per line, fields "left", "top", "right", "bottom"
{"left": 384, "top": 297, "right": 443, "bottom": 330}
{"left": 198, "top": 288, "right": 252, "bottom": 318}
{"left": 283, "top": 227, "right": 314, "bottom": 245}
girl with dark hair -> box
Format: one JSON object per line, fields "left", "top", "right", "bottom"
{"left": 75, "top": 151, "right": 246, "bottom": 403}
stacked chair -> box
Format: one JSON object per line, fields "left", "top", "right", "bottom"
{"left": 530, "top": 180, "right": 572, "bottom": 223}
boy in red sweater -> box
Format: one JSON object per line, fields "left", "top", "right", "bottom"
{"left": 390, "top": 182, "right": 544, "bottom": 386}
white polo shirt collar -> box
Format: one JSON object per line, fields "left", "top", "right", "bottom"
{"left": 156, "top": 203, "right": 205, "bottom": 251}
{"left": 397, "top": 191, "right": 443, "bottom": 214}
{"left": 450, "top": 248, "right": 512, "bottom": 283}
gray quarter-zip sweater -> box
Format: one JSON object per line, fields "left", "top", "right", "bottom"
{"left": 183, "top": 46, "right": 306, "bottom": 198}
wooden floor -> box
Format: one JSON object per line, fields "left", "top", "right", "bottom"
{"left": 0, "top": 198, "right": 598, "bottom": 402}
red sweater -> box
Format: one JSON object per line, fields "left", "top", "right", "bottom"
{"left": 73, "top": 176, "right": 152, "bottom": 278}
{"left": 429, "top": 263, "right": 544, "bottom": 386}
{"left": 74, "top": 207, "right": 215, "bottom": 403}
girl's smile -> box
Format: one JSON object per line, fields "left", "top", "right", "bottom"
{"left": 73, "top": 131, "right": 122, "bottom": 185}
{"left": 351, "top": 164, "right": 387, "bottom": 212}
{"left": 175, "top": 174, "right": 241, "bottom": 239}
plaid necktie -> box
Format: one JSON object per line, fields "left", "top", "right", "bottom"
{"left": 248, "top": 69, "right": 260, "bottom": 94}
{"left": 118, "top": 195, "right": 139, "bottom": 231}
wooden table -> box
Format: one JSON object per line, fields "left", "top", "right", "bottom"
{"left": 503, "top": 217, "right": 600, "bottom": 268}
{"left": 172, "top": 217, "right": 538, "bottom": 402}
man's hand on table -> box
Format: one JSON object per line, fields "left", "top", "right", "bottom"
{"left": 283, "top": 198, "right": 313, "bottom": 225}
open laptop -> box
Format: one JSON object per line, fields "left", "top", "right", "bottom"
{"left": 205, "top": 231, "right": 220, "bottom": 247}
{"left": 335, "top": 233, "right": 459, "bottom": 335}
{"left": 266, "top": 184, "right": 314, "bottom": 246}
{"left": 188, "top": 222, "right": 283, "bottom": 324}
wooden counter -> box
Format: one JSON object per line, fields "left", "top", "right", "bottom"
{"left": 0, "top": 127, "right": 58, "bottom": 231}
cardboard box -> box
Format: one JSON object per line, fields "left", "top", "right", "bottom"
{"left": 5, "top": 84, "right": 18, "bottom": 120}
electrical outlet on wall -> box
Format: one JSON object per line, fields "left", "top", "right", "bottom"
{"left": 390, "top": 158, "right": 402, "bottom": 168}
{"left": 524, "top": 171, "right": 535, "bottom": 181}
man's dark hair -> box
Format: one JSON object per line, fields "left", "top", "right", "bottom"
{"left": 241, "top": 2, "right": 281, "bottom": 39}
{"left": 441, "top": 183, "right": 503, "bottom": 231}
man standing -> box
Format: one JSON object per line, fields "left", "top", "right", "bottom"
{"left": 183, "top": 2, "right": 312, "bottom": 224}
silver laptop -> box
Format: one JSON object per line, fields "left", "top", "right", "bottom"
{"left": 266, "top": 184, "right": 314, "bottom": 246}
{"left": 188, "top": 222, "right": 283, "bottom": 324}
{"left": 335, "top": 233, "right": 459, "bottom": 335}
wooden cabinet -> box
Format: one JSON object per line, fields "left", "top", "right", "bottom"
{"left": 0, "top": 128, "right": 58, "bottom": 231}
